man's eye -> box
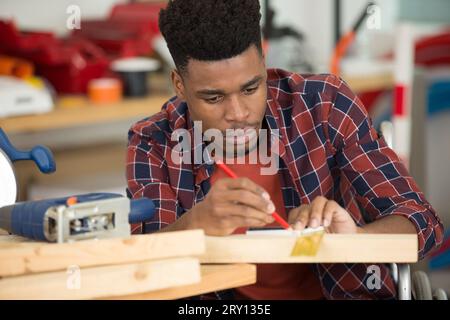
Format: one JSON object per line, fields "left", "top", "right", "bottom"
{"left": 205, "top": 96, "right": 222, "bottom": 104}
{"left": 244, "top": 86, "right": 258, "bottom": 95}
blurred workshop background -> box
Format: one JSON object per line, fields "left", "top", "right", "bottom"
{"left": 0, "top": 0, "right": 449, "bottom": 291}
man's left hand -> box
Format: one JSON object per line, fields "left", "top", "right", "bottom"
{"left": 287, "top": 196, "right": 361, "bottom": 234}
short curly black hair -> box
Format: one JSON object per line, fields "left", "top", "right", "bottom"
{"left": 159, "top": 0, "right": 263, "bottom": 74}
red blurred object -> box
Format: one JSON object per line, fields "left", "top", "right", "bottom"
{"left": 71, "top": 2, "right": 166, "bottom": 58}
{"left": 358, "top": 90, "right": 384, "bottom": 114}
{"left": 415, "top": 31, "right": 450, "bottom": 66}
{"left": 0, "top": 19, "right": 109, "bottom": 93}
{"left": 0, "top": 2, "right": 167, "bottom": 94}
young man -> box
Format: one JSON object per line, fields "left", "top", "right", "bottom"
{"left": 126, "top": 0, "right": 443, "bottom": 299}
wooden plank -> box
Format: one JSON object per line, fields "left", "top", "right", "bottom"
{"left": 0, "top": 230, "right": 205, "bottom": 277}
{"left": 112, "top": 264, "right": 257, "bottom": 300}
{"left": 199, "top": 234, "right": 418, "bottom": 264}
{"left": 0, "top": 234, "right": 30, "bottom": 243}
{"left": 0, "top": 257, "right": 201, "bottom": 300}
{"left": 0, "top": 229, "right": 8, "bottom": 236}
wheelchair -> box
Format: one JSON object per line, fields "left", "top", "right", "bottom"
{"left": 391, "top": 263, "right": 448, "bottom": 300}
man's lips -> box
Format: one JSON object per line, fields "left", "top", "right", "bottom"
{"left": 224, "top": 125, "right": 258, "bottom": 134}
{"left": 224, "top": 126, "right": 259, "bottom": 143}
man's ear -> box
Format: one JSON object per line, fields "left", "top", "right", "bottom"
{"left": 171, "top": 69, "right": 186, "bottom": 100}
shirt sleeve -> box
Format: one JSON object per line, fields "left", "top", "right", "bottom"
{"left": 126, "top": 127, "right": 179, "bottom": 234}
{"left": 326, "top": 75, "right": 444, "bottom": 260}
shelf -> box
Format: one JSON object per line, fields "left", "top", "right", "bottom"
{"left": 0, "top": 94, "right": 171, "bottom": 134}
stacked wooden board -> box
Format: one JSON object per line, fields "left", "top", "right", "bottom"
{"left": 0, "top": 230, "right": 205, "bottom": 299}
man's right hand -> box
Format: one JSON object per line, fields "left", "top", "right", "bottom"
{"left": 187, "top": 177, "right": 275, "bottom": 236}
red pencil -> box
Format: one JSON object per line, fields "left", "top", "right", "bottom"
{"left": 215, "top": 160, "right": 291, "bottom": 230}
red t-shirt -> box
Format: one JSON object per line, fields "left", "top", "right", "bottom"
{"left": 210, "top": 152, "right": 324, "bottom": 300}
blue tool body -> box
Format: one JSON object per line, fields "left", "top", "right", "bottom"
{"left": 0, "top": 193, "right": 155, "bottom": 241}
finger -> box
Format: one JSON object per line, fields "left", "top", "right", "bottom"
{"left": 309, "top": 196, "right": 328, "bottom": 228}
{"left": 287, "top": 204, "right": 307, "bottom": 224}
{"left": 223, "top": 178, "right": 270, "bottom": 200}
{"left": 292, "top": 204, "right": 310, "bottom": 231}
{"left": 223, "top": 190, "right": 275, "bottom": 214}
{"left": 226, "top": 204, "right": 275, "bottom": 224}
{"left": 287, "top": 207, "right": 301, "bottom": 225}
{"left": 323, "top": 200, "right": 339, "bottom": 227}
{"left": 226, "top": 215, "right": 271, "bottom": 229}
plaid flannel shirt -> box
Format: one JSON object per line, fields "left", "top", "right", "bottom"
{"left": 126, "top": 68, "right": 444, "bottom": 299}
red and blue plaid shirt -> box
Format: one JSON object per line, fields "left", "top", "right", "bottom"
{"left": 126, "top": 69, "right": 444, "bottom": 299}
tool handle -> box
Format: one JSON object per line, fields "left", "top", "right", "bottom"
{"left": 129, "top": 198, "right": 156, "bottom": 224}
{"left": 0, "top": 128, "right": 56, "bottom": 174}
{"left": 8, "top": 201, "right": 51, "bottom": 241}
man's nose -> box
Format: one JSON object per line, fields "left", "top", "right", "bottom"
{"left": 224, "top": 95, "right": 249, "bottom": 122}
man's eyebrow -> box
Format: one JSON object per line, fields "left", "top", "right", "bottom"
{"left": 240, "top": 75, "right": 263, "bottom": 90}
{"left": 196, "top": 88, "right": 226, "bottom": 96}
{"left": 196, "top": 76, "right": 264, "bottom": 96}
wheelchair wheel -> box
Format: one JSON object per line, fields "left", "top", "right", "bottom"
{"left": 433, "top": 288, "right": 448, "bottom": 300}
{"left": 412, "top": 271, "right": 433, "bottom": 300}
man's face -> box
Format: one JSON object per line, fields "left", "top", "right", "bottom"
{"left": 172, "top": 45, "right": 268, "bottom": 157}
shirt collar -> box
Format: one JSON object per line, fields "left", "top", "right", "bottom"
{"left": 265, "top": 85, "right": 287, "bottom": 159}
